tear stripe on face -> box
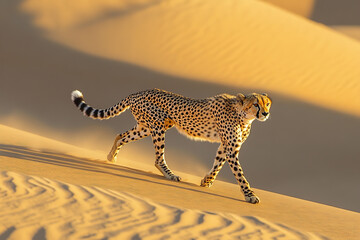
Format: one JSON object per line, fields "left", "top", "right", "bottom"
{"left": 256, "top": 105, "right": 260, "bottom": 119}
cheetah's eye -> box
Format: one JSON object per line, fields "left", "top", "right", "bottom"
{"left": 253, "top": 103, "right": 259, "bottom": 107}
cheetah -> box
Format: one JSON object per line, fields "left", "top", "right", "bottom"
{"left": 71, "top": 88, "right": 271, "bottom": 204}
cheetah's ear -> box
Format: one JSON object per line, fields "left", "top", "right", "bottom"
{"left": 236, "top": 93, "right": 246, "bottom": 105}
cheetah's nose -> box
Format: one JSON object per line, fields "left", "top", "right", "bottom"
{"left": 262, "top": 112, "right": 269, "bottom": 117}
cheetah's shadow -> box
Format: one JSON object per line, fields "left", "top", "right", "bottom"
{"left": 0, "top": 144, "right": 245, "bottom": 203}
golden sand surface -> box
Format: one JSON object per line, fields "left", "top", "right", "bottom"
{"left": 0, "top": 170, "right": 326, "bottom": 239}
{"left": 1, "top": 124, "right": 359, "bottom": 239}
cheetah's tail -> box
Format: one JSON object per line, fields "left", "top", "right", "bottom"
{"left": 71, "top": 90, "right": 130, "bottom": 120}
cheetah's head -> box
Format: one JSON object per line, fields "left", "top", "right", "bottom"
{"left": 237, "top": 93, "right": 272, "bottom": 122}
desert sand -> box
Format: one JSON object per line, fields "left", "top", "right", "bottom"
{"left": 3, "top": 170, "right": 329, "bottom": 240}
{"left": 1, "top": 124, "right": 359, "bottom": 239}
{"left": 1, "top": 0, "right": 360, "bottom": 239}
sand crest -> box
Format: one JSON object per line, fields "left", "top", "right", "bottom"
{"left": 20, "top": 0, "right": 360, "bottom": 116}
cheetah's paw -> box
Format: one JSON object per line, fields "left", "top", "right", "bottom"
{"left": 155, "top": 164, "right": 181, "bottom": 182}
{"left": 200, "top": 177, "right": 213, "bottom": 188}
{"left": 107, "top": 152, "right": 117, "bottom": 163}
{"left": 168, "top": 175, "right": 182, "bottom": 182}
{"left": 245, "top": 195, "right": 260, "bottom": 204}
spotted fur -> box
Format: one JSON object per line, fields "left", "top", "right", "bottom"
{"left": 71, "top": 88, "right": 272, "bottom": 203}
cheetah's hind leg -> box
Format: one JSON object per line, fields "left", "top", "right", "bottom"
{"left": 107, "top": 133, "right": 123, "bottom": 163}
{"left": 107, "top": 125, "right": 150, "bottom": 163}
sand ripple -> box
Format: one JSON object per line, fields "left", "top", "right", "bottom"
{"left": 0, "top": 170, "right": 326, "bottom": 239}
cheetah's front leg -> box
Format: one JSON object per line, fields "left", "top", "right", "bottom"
{"left": 151, "top": 129, "right": 181, "bottom": 182}
{"left": 226, "top": 144, "right": 260, "bottom": 204}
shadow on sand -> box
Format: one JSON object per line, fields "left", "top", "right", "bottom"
{"left": 0, "top": 144, "right": 244, "bottom": 203}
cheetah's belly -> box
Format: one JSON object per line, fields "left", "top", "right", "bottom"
{"left": 174, "top": 124, "right": 221, "bottom": 143}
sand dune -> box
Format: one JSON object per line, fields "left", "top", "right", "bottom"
{"left": 1, "top": 124, "right": 359, "bottom": 239}
{"left": 0, "top": 170, "right": 327, "bottom": 239}
{"left": 0, "top": 0, "right": 359, "bottom": 239}
{"left": 20, "top": 0, "right": 360, "bottom": 117}
{"left": 1, "top": 0, "right": 360, "bottom": 213}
